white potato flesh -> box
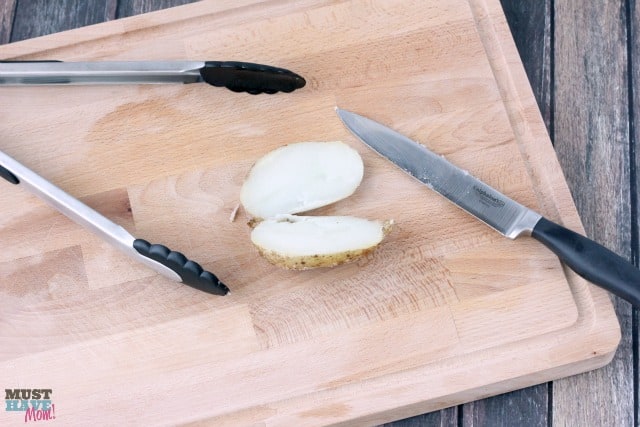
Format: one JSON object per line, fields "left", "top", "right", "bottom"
{"left": 240, "top": 141, "right": 363, "bottom": 219}
{"left": 251, "top": 215, "right": 392, "bottom": 269}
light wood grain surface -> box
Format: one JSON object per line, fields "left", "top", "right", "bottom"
{"left": 0, "top": 0, "right": 624, "bottom": 425}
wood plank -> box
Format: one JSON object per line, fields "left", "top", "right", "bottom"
{"left": 552, "top": 0, "right": 634, "bottom": 425}
{"left": 10, "top": 0, "right": 117, "bottom": 42}
{"left": 499, "top": 0, "right": 552, "bottom": 133}
{"left": 116, "top": 0, "right": 198, "bottom": 18}
{"left": 631, "top": 0, "right": 640, "bottom": 422}
{"left": 382, "top": 409, "right": 458, "bottom": 427}
{"left": 462, "top": 387, "right": 548, "bottom": 427}
{"left": 0, "top": 0, "right": 15, "bottom": 44}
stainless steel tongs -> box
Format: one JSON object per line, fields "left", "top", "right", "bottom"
{"left": 0, "top": 149, "right": 229, "bottom": 296}
{"left": 0, "top": 60, "right": 306, "bottom": 94}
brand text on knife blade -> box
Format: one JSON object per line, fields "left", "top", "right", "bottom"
{"left": 473, "top": 185, "right": 505, "bottom": 208}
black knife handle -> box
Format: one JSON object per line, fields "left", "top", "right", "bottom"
{"left": 200, "top": 61, "right": 306, "bottom": 94}
{"left": 532, "top": 217, "right": 640, "bottom": 306}
{"left": 133, "top": 239, "right": 229, "bottom": 296}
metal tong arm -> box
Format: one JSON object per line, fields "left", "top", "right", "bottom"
{"left": 0, "top": 60, "right": 306, "bottom": 94}
{"left": 0, "top": 150, "right": 228, "bottom": 295}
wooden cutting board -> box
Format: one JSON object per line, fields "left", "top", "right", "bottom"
{"left": 0, "top": 0, "right": 620, "bottom": 425}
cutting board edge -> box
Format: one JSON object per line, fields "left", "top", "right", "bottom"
{"left": 0, "top": 0, "right": 319, "bottom": 60}
{"left": 348, "top": 347, "right": 618, "bottom": 427}
{"left": 469, "top": 0, "right": 620, "bottom": 332}
{"left": 191, "top": 306, "right": 620, "bottom": 426}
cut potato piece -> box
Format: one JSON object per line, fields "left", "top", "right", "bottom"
{"left": 251, "top": 215, "right": 393, "bottom": 270}
{"left": 240, "top": 140, "right": 393, "bottom": 270}
{"left": 240, "top": 141, "right": 364, "bottom": 219}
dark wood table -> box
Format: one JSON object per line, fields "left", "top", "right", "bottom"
{"left": 1, "top": 1, "right": 636, "bottom": 425}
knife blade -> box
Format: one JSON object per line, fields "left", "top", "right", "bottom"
{"left": 0, "top": 60, "right": 306, "bottom": 94}
{"left": 0, "top": 149, "right": 229, "bottom": 296}
{"left": 336, "top": 107, "right": 640, "bottom": 307}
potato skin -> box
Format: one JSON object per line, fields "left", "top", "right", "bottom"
{"left": 252, "top": 246, "right": 374, "bottom": 270}
{"left": 252, "top": 220, "right": 393, "bottom": 270}
{"left": 256, "top": 246, "right": 368, "bottom": 270}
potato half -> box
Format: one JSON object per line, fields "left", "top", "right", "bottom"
{"left": 240, "top": 141, "right": 364, "bottom": 219}
{"left": 251, "top": 215, "right": 393, "bottom": 270}
{"left": 240, "top": 141, "right": 392, "bottom": 269}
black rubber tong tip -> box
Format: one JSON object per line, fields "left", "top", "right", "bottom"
{"left": 0, "top": 164, "right": 19, "bottom": 184}
{"left": 200, "top": 61, "right": 306, "bottom": 94}
{"left": 133, "top": 239, "right": 229, "bottom": 296}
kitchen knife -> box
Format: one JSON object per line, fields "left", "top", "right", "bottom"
{"left": 0, "top": 149, "right": 228, "bottom": 296}
{"left": 336, "top": 108, "right": 640, "bottom": 307}
{"left": 0, "top": 60, "right": 306, "bottom": 94}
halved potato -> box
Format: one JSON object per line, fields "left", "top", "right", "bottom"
{"left": 240, "top": 141, "right": 392, "bottom": 269}
{"left": 240, "top": 141, "right": 363, "bottom": 219}
{"left": 251, "top": 215, "right": 393, "bottom": 270}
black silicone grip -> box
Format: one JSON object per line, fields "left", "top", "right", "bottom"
{"left": 0, "top": 164, "right": 19, "bottom": 184}
{"left": 199, "top": 61, "right": 306, "bottom": 94}
{"left": 532, "top": 217, "right": 640, "bottom": 306}
{"left": 133, "top": 239, "right": 228, "bottom": 296}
